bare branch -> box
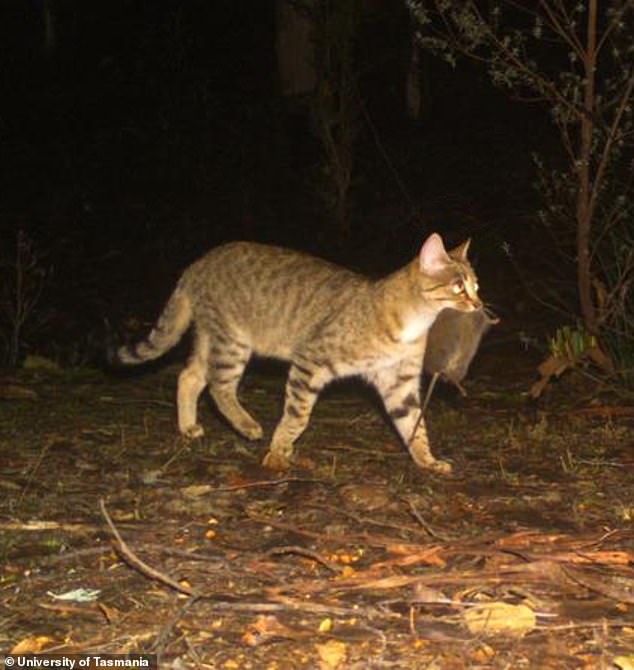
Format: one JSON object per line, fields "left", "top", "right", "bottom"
{"left": 539, "top": 1, "right": 585, "bottom": 62}
{"left": 590, "top": 66, "right": 634, "bottom": 222}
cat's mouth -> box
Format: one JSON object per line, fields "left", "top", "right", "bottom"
{"left": 467, "top": 296, "right": 483, "bottom": 311}
{"left": 451, "top": 295, "right": 483, "bottom": 312}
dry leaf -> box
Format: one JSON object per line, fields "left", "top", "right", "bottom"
{"left": 380, "top": 546, "right": 446, "bottom": 568}
{"left": 530, "top": 354, "right": 570, "bottom": 398}
{"left": 345, "top": 574, "right": 419, "bottom": 590}
{"left": 11, "top": 636, "right": 54, "bottom": 654}
{"left": 316, "top": 640, "right": 347, "bottom": 669}
{"left": 411, "top": 583, "right": 450, "bottom": 604}
{"left": 180, "top": 484, "right": 212, "bottom": 498}
{"left": 614, "top": 656, "right": 634, "bottom": 670}
{"left": 386, "top": 543, "right": 418, "bottom": 555}
{"left": 318, "top": 617, "right": 333, "bottom": 633}
{"left": 242, "top": 615, "right": 293, "bottom": 646}
{"left": 470, "top": 643, "right": 495, "bottom": 663}
{"left": 97, "top": 602, "right": 121, "bottom": 623}
{"left": 464, "top": 602, "right": 536, "bottom": 637}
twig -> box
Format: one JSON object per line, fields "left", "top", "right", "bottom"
{"left": 16, "top": 437, "right": 54, "bottom": 507}
{"left": 246, "top": 511, "right": 422, "bottom": 549}
{"left": 98, "top": 397, "right": 173, "bottom": 407}
{"left": 0, "top": 520, "right": 98, "bottom": 532}
{"left": 210, "top": 477, "right": 325, "bottom": 492}
{"left": 320, "top": 443, "right": 404, "bottom": 459}
{"left": 265, "top": 545, "right": 341, "bottom": 574}
{"left": 310, "top": 502, "right": 426, "bottom": 538}
{"left": 151, "top": 593, "right": 199, "bottom": 654}
{"left": 563, "top": 564, "right": 634, "bottom": 604}
{"left": 208, "top": 597, "right": 397, "bottom": 619}
{"left": 99, "top": 498, "right": 194, "bottom": 596}
{"left": 574, "top": 459, "right": 624, "bottom": 468}
{"left": 45, "top": 546, "right": 112, "bottom": 563}
{"left": 183, "top": 635, "right": 204, "bottom": 670}
{"left": 404, "top": 497, "right": 454, "bottom": 542}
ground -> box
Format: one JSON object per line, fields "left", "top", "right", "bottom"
{"left": 2, "top": 344, "right": 634, "bottom": 670}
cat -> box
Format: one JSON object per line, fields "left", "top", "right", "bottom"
{"left": 113, "top": 233, "right": 481, "bottom": 474}
{"left": 422, "top": 308, "right": 498, "bottom": 411}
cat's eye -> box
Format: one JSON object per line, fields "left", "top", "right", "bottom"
{"left": 452, "top": 280, "right": 465, "bottom": 295}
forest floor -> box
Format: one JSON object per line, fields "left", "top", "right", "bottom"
{"left": 2, "top": 341, "right": 634, "bottom": 669}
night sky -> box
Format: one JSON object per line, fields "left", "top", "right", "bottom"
{"left": 0, "top": 1, "right": 553, "bottom": 364}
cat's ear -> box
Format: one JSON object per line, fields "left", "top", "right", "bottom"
{"left": 418, "top": 233, "right": 451, "bottom": 274}
{"left": 450, "top": 238, "right": 471, "bottom": 261}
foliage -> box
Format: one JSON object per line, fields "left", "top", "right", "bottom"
{"left": 408, "top": 0, "right": 634, "bottom": 379}
{"left": 549, "top": 323, "right": 596, "bottom": 362}
{"left": 0, "top": 231, "right": 51, "bottom": 368}
{"left": 530, "top": 322, "right": 611, "bottom": 398}
{"left": 594, "top": 177, "right": 634, "bottom": 385}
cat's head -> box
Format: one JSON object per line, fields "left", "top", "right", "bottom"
{"left": 417, "top": 233, "right": 481, "bottom": 312}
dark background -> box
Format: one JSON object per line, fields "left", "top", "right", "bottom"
{"left": 0, "top": 0, "right": 556, "bottom": 365}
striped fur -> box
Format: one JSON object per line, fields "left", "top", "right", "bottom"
{"left": 114, "top": 233, "right": 481, "bottom": 473}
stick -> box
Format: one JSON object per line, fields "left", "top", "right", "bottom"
{"left": 99, "top": 498, "right": 194, "bottom": 596}
{"left": 266, "top": 545, "right": 341, "bottom": 574}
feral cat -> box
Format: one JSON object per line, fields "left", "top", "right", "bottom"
{"left": 423, "top": 308, "right": 498, "bottom": 410}
{"left": 114, "top": 233, "right": 481, "bottom": 473}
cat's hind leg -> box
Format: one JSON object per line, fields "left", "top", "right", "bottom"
{"left": 207, "top": 339, "right": 263, "bottom": 440}
{"left": 177, "top": 331, "right": 210, "bottom": 438}
{"left": 262, "top": 361, "right": 331, "bottom": 470}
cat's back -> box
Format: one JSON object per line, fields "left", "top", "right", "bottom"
{"left": 184, "top": 241, "right": 362, "bottom": 295}
{"left": 180, "top": 242, "right": 368, "bottom": 352}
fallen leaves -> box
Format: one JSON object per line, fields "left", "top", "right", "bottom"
{"left": 463, "top": 602, "right": 537, "bottom": 636}
{"left": 242, "top": 615, "right": 295, "bottom": 646}
{"left": 315, "top": 640, "right": 347, "bottom": 669}
{"left": 11, "top": 636, "right": 55, "bottom": 654}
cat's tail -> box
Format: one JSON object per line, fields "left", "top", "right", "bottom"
{"left": 113, "top": 285, "right": 192, "bottom": 365}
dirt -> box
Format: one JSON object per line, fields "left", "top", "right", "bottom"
{"left": 2, "top": 350, "right": 634, "bottom": 669}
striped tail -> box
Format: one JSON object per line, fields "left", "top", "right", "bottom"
{"left": 116, "top": 286, "right": 192, "bottom": 365}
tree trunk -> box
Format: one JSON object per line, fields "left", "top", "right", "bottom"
{"left": 276, "top": 0, "right": 317, "bottom": 96}
{"left": 576, "top": 0, "right": 598, "bottom": 335}
{"left": 406, "top": 34, "right": 422, "bottom": 120}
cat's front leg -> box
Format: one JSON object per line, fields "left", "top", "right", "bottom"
{"left": 406, "top": 411, "right": 452, "bottom": 475}
{"left": 370, "top": 362, "right": 452, "bottom": 474}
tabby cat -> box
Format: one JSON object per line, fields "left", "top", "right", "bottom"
{"left": 114, "top": 233, "right": 481, "bottom": 473}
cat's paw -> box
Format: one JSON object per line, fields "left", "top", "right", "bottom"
{"left": 182, "top": 424, "right": 205, "bottom": 439}
{"left": 239, "top": 422, "right": 263, "bottom": 441}
{"left": 426, "top": 459, "right": 452, "bottom": 475}
{"left": 410, "top": 451, "right": 452, "bottom": 475}
{"left": 262, "top": 450, "right": 292, "bottom": 471}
